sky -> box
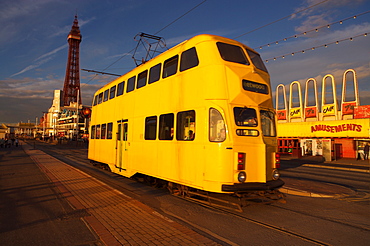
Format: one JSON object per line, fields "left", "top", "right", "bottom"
{"left": 0, "top": 0, "right": 369, "bottom": 124}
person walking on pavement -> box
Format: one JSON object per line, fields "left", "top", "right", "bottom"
{"left": 364, "top": 143, "right": 369, "bottom": 160}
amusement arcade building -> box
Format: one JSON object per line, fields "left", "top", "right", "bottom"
{"left": 276, "top": 69, "right": 370, "bottom": 160}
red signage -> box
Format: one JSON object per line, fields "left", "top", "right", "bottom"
{"left": 305, "top": 106, "right": 317, "bottom": 118}
{"left": 342, "top": 102, "right": 356, "bottom": 115}
{"left": 354, "top": 105, "right": 370, "bottom": 119}
{"left": 311, "top": 123, "right": 362, "bottom": 133}
{"left": 277, "top": 110, "right": 287, "bottom": 120}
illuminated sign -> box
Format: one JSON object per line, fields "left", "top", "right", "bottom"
{"left": 290, "top": 108, "right": 301, "bottom": 118}
{"left": 277, "top": 110, "right": 287, "bottom": 120}
{"left": 322, "top": 104, "right": 336, "bottom": 115}
{"left": 242, "top": 80, "right": 269, "bottom": 94}
{"left": 354, "top": 105, "right": 370, "bottom": 119}
{"left": 305, "top": 107, "right": 317, "bottom": 118}
{"left": 311, "top": 123, "right": 362, "bottom": 133}
{"left": 342, "top": 102, "right": 356, "bottom": 115}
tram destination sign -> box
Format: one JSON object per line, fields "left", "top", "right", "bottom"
{"left": 242, "top": 80, "right": 269, "bottom": 94}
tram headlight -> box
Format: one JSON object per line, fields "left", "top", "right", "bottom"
{"left": 272, "top": 169, "right": 280, "bottom": 180}
{"left": 238, "top": 171, "right": 247, "bottom": 183}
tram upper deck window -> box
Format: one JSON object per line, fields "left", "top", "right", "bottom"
{"left": 149, "top": 64, "right": 161, "bottom": 84}
{"left": 180, "top": 47, "right": 199, "bottom": 72}
{"left": 103, "top": 89, "right": 109, "bottom": 102}
{"left": 177, "top": 110, "right": 195, "bottom": 141}
{"left": 93, "top": 95, "right": 98, "bottom": 106}
{"left": 137, "top": 70, "right": 148, "bottom": 89}
{"left": 98, "top": 92, "right": 103, "bottom": 104}
{"left": 127, "top": 76, "right": 136, "bottom": 93}
{"left": 117, "top": 81, "right": 125, "bottom": 96}
{"left": 245, "top": 49, "right": 268, "bottom": 72}
{"left": 216, "top": 42, "right": 250, "bottom": 65}
{"left": 109, "top": 85, "right": 116, "bottom": 99}
{"left": 234, "top": 107, "right": 257, "bottom": 127}
{"left": 260, "top": 110, "right": 276, "bottom": 137}
{"left": 163, "top": 55, "right": 178, "bottom": 78}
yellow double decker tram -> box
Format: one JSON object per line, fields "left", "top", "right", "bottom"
{"left": 88, "top": 34, "right": 284, "bottom": 203}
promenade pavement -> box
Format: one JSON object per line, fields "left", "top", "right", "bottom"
{"left": 1, "top": 142, "right": 219, "bottom": 246}
{"left": 1, "top": 141, "right": 366, "bottom": 245}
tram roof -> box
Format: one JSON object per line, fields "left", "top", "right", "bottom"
{"left": 97, "top": 34, "right": 256, "bottom": 92}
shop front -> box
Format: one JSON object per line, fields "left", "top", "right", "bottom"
{"left": 277, "top": 118, "right": 370, "bottom": 161}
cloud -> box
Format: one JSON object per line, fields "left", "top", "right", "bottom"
{"left": 0, "top": 0, "right": 53, "bottom": 21}
{"left": 10, "top": 56, "right": 53, "bottom": 77}
{"left": 10, "top": 44, "right": 68, "bottom": 77}
{"left": 49, "top": 16, "right": 96, "bottom": 38}
{"left": 35, "top": 44, "right": 68, "bottom": 61}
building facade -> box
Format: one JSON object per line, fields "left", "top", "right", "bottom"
{"left": 276, "top": 69, "right": 370, "bottom": 161}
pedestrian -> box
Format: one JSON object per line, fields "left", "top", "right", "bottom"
{"left": 15, "top": 138, "right": 19, "bottom": 147}
{"left": 0, "top": 138, "right": 4, "bottom": 148}
{"left": 357, "top": 144, "right": 365, "bottom": 160}
{"left": 364, "top": 143, "right": 369, "bottom": 160}
{"left": 5, "top": 139, "right": 10, "bottom": 148}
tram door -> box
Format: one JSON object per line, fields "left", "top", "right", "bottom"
{"left": 116, "top": 120, "right": 128, "bottom": 171}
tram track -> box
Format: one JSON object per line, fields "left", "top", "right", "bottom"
{"left": 179, "top": 200, "right": 331, "bottom": 246}
{"left": 29, "top": 141, "right": 370, "bottom": 245}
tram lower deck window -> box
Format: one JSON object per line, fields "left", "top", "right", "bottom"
{"left": 101, "top": 124, "right": 107, "bottom": 139}
{"left": 107, "top": 122, "right": 113, "bottom": 139}
{"left": 91, "top": 125, "right": 96, "bottom": 139}
{"left": 234, "top": 107, "right": 257, "bottom": 127}
{"left": 159, "top": 113, "right": 174, "bottom": 140}
{"left": 177, "top": 110, "right": 195, "bottom": 141}
{"left": 145, "top": 116, "right": 157, "bottom": 140}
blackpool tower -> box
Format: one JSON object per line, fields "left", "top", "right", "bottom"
{"left": 62, "top": 15, "right": 82, "bottom": 106}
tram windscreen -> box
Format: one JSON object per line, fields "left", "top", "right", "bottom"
{"left": 245, "top": 49, "right": 268, "bottom": 72}
{"left": 217, "top": 42, "right": 250, "bottom": 65}
{"left": 234, "top": 107, "right": 257, "bottom": 127}
{"left": 260, "top": 110, "right": 276, "bottom": 137}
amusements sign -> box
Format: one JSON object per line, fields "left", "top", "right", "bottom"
{"left": 277, "top": 119, "right": 369, "bottom": 138}
{"left": 342, "top": 102, "right": 356, "bottom": 115}
{"left": 354, "top": 105, "right": 370, "bottom": 119}
{"left": 277, "top": 110, "right": 287, "bottom": 120}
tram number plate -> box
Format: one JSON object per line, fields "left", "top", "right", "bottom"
{"left": 242, "top": 80, "right": 269, "bottom": 94}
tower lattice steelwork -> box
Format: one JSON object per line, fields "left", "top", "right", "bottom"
{"left": 63, "top": 15, "right": 82, "bottom": 106}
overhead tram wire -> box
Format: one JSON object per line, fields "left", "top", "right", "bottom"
{"left": 234, "top": 0, "right": 330, "bottom": 39}
{"left": 154, "top": 0, "right": 207, "bottom": 35}
{"left": 83, "top": 0, "right": 207, "bottom": 84}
